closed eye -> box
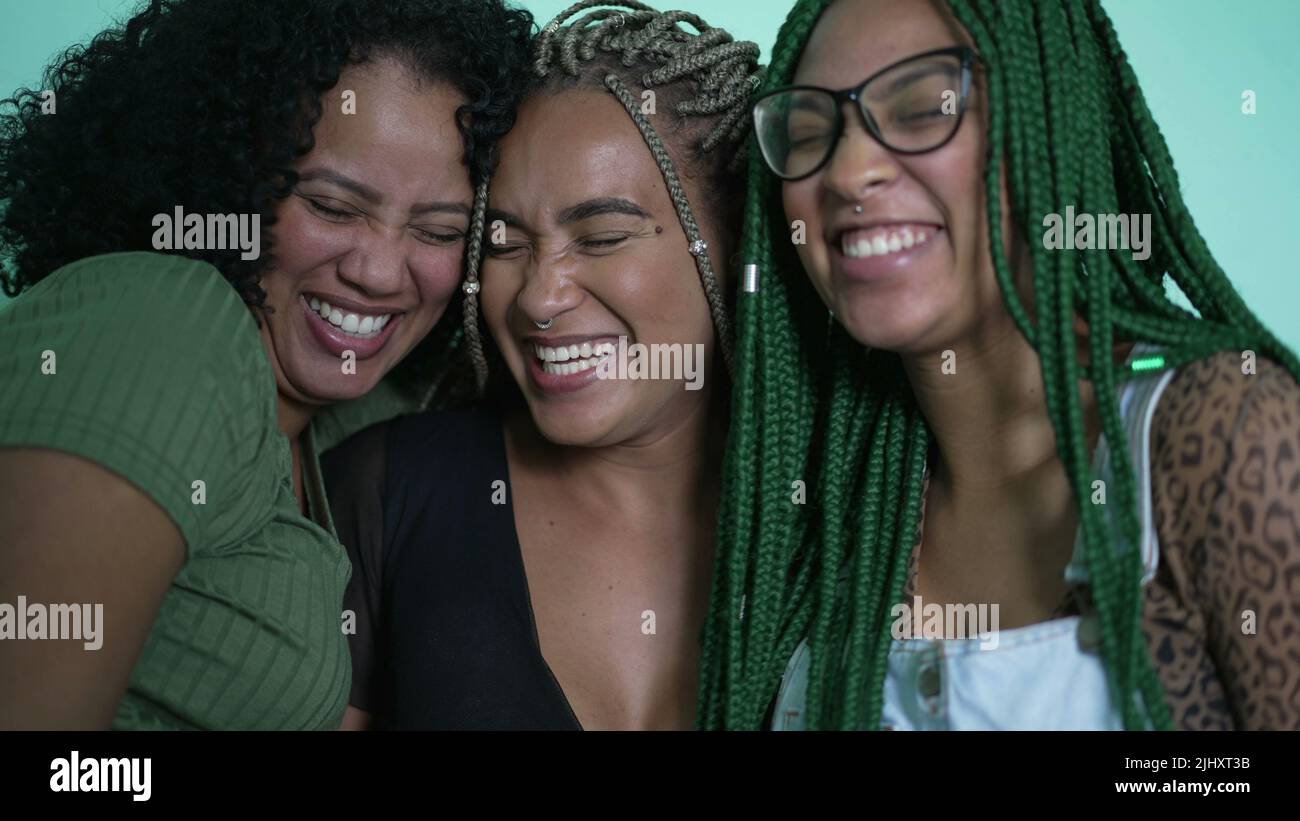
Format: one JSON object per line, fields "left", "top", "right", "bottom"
{"left": 579, "top": 232, "right": 633, "bottom": 254}
{"left": 302, "top": 196, "right": 356, "bottom": 221}
{"left": 484, "top": 242, "right": 529, "bottom": 259}
{"left": 411, "top": 227, "right": 465, "bottom": 247}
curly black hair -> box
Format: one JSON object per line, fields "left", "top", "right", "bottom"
{"left": 0, "top": 0, "right": 536, "bottom": 398}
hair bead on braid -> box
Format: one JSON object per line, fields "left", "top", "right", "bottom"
{"left": 458, "top": 0, "right": 763, "bottom": 392}
{"left": 698, "top": 0, "right": 1300, "bottom": 731}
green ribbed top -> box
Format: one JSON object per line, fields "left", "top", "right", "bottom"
{"left": 0, "top": 252, "right": 418, "bottom": 729}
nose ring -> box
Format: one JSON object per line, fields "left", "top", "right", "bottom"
{"left": 535, "top": 318, "right": 553, "bottom": 331}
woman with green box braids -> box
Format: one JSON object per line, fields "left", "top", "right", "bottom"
{"left": 699, "top": 0, "right": 1300, "bottom": 730}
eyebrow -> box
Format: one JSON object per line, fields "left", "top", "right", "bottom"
{"left": 298, "top": 169, "right": 383, "bottom": 203}
{"left": 873, "top": 63, "right": 952, "bottom": 99}
{"left": 486, "top": 208, "right": 526, "bottom": 232}
{"left": 298, "top": 167, "right": 470, "bottom": 218}
{"left": 557, "top": 197, "right": 652, "bottom": 224}
{"left": 484, "top": 197, "right": 651, "bottom": 234}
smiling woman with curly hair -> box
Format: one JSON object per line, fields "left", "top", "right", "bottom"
{"left": 0, "top": 0, "right": 533, "bottom": 729}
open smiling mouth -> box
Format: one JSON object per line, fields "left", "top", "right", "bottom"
{"left": 532, "top": 340, "right": 616, "bottom": 376}
{"left": 300, "top": 293, "right": 403, "bottom": 360}
{"left": 828, "top": 222, "right": 944, "bottom": 281}
{"left": 523, "top": 336, "right": 621, "bottom": 395}
{"left": 305, "top": 295, "right": 393, "bottom": 338}
{"left": 839, "top": 223, "right": 938, "bottom": 258}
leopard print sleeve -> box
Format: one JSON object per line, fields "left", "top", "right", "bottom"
{"left": 1150, "top": 351, "right": 1300, "bottom": 729}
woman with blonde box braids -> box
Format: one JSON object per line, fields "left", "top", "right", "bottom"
{"left": 699, "top": 0, "right": 1300, "bottom": 730}
{"left": 324, "top": 1, "right": 761, "bottom": 729}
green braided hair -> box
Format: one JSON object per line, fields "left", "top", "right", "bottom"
{"left": 698, "top": 0, "right": 1300, "bottom": 730}
{"left": 455, "top": 0, "right": 764, "bottom": 395}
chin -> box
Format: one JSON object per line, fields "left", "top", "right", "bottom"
{"left": 528, "top": 406, "right": 612, "bottom": 448}
{"left": 289, "top": 363, "right": 386, "bottom": 405}
{"left": 523, "top": 387, "right": 636, "bottom": 448}
{"left": 831, "top": 308, "right": 912, "bottom": 354}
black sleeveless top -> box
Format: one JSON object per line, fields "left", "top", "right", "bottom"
{"left": 322, "top": 408, "right": 582, "bottom": 730}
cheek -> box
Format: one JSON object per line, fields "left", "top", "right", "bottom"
{"left": 939, "top": 132, "right": 990, "bottom": 261}
{"left": 782, "top": 181, "right": 825, "bottom": 277}
{"left": 268, "top": 204, "right": 354, "bottom": 276}
{"left": 410, "top": 246, "right": 465, "bottom": 315}
{"left": 612, "top": 252, "right": 704, "bottom": 337}
{"left": 479, "top": 262, "right": 520, "bottom": 334}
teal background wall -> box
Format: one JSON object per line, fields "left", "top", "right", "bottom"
{"left": 2, "top": 0, "right": 1297, "bottom": 351}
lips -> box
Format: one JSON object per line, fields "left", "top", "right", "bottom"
{"left": 839, "top": 223, "right": 936, "bottom": 258}
{"left": 300, "top": 294, "right": 402, "bottom": 360}
{"left": 522, "top": 334, "right": 620, "bottom": 395}
{"left": 307, "top": 295, "right": 392, "bottom": 337}
{"left": 828, "top": 221, "right": 944, "bottom": 282}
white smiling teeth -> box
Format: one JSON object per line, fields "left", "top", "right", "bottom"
{"left": 841, "top": 225, "right": 935, "bottom": 259}
{"left": 533, "top": 341, "right": 615, "bottom": 375}
{"left": 306, "top": 296, "right": 392, "bottom": 339}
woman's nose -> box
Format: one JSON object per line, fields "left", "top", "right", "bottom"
{"left": 820, "top": 109, "right": 901, "bottom": 203}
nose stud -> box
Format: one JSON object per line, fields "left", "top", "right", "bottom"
{"left": 535, "top": 318, "right": 553, "bottom": 331}
{"left": 854, "top": 205, "right": 864, "bottom": 214}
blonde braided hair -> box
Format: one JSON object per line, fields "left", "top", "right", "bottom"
{"left": 456, "top": 0, "right": 763, "bottom": 394}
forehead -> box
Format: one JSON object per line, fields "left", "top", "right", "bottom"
{"left": 316, "top": 58, "right": 461, "bottom": 149}
{"left": 302, "top": 58, "right": 471, "bottom": 200}
{"left": 491, "top": 89, "right": 665, "bottom": 214}
{"left": 793, "top": 0, "right": 969, "bottom": 87}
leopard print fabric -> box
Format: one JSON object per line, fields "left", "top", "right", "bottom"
{"left": 1147, "top": 351, "right": 1300, "bottom": 730}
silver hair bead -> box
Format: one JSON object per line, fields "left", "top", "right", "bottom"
{"left": 462, "top": 280, "right": 480, "bottom": 295}
{"left": 742, "top": 263, "right": 759, "bottom": 293}
{"left": 689, "top": 239, "right": 709, "bottom": 256}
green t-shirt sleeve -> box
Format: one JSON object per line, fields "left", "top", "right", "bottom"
{"left": 0, "top": 251, "right": 283, "bottom": 559}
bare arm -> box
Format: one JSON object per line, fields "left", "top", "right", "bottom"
{"left": 0, "top": 448, "right": 185, "bottom": 729}
{"left": 339, "top": 705, "right": 373, "bottom": 730}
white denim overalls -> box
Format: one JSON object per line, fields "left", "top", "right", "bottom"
{"left": 772, "top": 346, "right": 1176, "bottom": 730}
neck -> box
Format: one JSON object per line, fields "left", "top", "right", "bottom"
{"left": 277, "top": 392, "right": 316, "bottom": 443}
{"left": 510, "top": 386, "right": 725, "bottom": 523}
{"left": 255, "top": 310, "right": 318, "bottom": 444}
{"left": 902, "top": 319, "right": 1071, "bottom": 494}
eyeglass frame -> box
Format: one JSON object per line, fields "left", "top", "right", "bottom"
{"left": 751, "top": 45, "right": 982, "bottom": 182}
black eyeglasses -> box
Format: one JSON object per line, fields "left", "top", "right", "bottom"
{"left": 752, "top": 46, "right": 979, "bottom": 181}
